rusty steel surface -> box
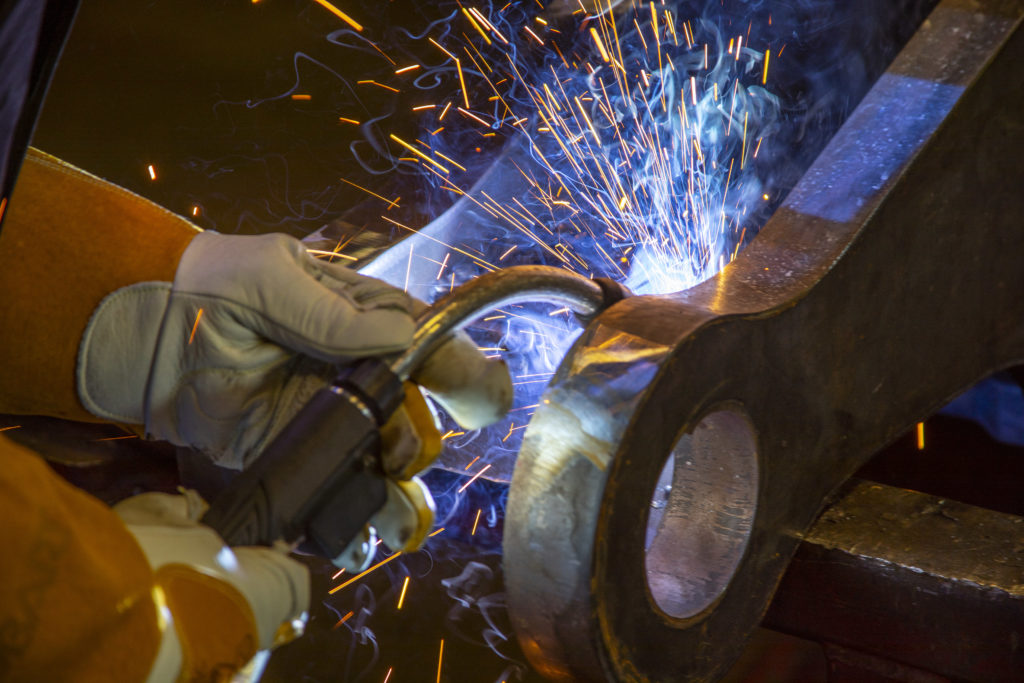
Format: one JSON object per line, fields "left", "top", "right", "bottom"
{"left": 766, "top": 480, "right": 1024, "bottom": 682}
{"left": 503, "top": 1, "right": 1024, "bottom": 680}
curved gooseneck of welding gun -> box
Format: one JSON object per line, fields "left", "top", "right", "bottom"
{"left": 202, "top": 264, "right": 627, "bottom": 559}
{"left": 391, "top": 265, "right": 624, "bottom": 380}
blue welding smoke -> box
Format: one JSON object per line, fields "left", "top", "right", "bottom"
{"left": 353, "top": 0, "right": 782, "bottom": 471}
{"left": 273, "top": 0, "right": 935, "bottom": 478}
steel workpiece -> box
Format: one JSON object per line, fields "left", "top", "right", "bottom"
{"left": 503, "top": 1, "right": 1024, "bottom": 680}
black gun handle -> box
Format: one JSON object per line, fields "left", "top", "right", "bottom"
{"left": 202, "top": 359, "right": 404, "bottom": 558}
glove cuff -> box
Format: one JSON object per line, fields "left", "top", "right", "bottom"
{"left": 77, "top": 282, "right": 172, "bottom": 424}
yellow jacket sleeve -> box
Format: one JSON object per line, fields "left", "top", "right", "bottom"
{"left": 0, "top": 433, "right": 161, "bottom": 682}
{"left": 0, "top": 148, "right": 200, "bottom": 421}
{"left": 0, "top": 434, "right": 267, "bottom": 682}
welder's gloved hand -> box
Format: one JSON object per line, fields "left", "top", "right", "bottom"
{"left": 78, "top": 230, "right": 413, "bottom": 468}
{"left": 76, "top": 230, "right": 510, "bottom": 470}
{"left": 114, "top": 490, "right": 309, "bottom": 682}
{"left": 75, "top": 229, "right": 512, "bottom": 471}
{"left": 411, "top": 328, "right": 514, "bottom": 432}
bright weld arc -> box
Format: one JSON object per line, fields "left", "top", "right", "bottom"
{"left": 354, "top": 1, "right": 784, "bottom": 484}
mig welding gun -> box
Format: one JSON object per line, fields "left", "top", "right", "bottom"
{"left": 201, "top": 265, "right": 629, "bottom": 565}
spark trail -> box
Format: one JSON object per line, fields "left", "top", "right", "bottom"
{"left": 350, "top": 0, "right": 780, "bottom": 297}
{"left": 325, "top": 0, "right": 783, "bottom": 468}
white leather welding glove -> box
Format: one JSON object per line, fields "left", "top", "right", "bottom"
{"left": 114, "top": 490, "right": 309, "bottom": 682}
{"left": 411, "top": 327, "right": 514, "bottom": 431}
{"left": 77, "top": 230, "right": 512, "bottom": 470}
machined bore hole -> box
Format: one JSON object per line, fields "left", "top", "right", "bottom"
{"left": 644, "top": 407, "right": 759, "bottom": 619}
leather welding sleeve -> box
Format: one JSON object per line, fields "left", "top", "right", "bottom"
{"left": 0, "top": 433, "right": 159, "bottom": 682}
{"left": 0, "top": 147, "right": 200, "bottom": 421}
{"left": 0, "top": 434, "right": 308, "bottom": 683}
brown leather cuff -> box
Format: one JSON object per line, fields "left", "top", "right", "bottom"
{"left": 0, "top": 148, "right": 199, "bottom": 421}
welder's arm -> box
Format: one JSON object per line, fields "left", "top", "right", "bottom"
{"left": 0, "top": 434, "right": 307, "bottom": 682}
{"left": 0, "top": 148, "right": 512, "bottom": 466}
{"left": 0, "top": 148, "right": 199, "bottom": 421}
